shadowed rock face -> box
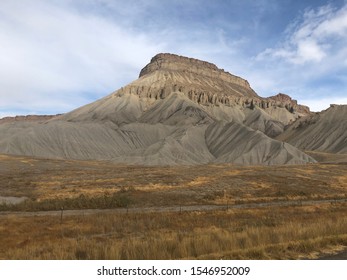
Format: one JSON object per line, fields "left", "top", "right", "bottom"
{"left": 0, "top": 53, "right": 318, "bottom": 165}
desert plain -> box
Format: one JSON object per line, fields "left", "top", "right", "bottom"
{"left": 1, "top": 152, "right": 347, "bottom": 259}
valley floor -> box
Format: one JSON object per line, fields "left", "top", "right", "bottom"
{"left": 1, "top": 154, "right": 347, "bottom": 259}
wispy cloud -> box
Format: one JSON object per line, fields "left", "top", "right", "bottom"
{"left": 257, "top": 4, "right": 347, "bottom": 65}
{"left": 250, "top": 3, "right": 347, "bottom": 111}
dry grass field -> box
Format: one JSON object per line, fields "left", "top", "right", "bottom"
{"left": 1, "top": 153, "right": 347, "bottom": 259}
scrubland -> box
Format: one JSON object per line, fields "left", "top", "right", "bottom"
{"left": 1, "top": 154, "right": 347, "bottom": 259}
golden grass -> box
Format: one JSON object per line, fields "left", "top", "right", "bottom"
{"left": 188, "top": 176, "right": 215, "bottom": 187}
{"left": 2, "top": 203, "right": 347, "bottom": 260}
{"left": 1, "top": 154, "right": 347, "bottom": 259}
{"left": 1, "top": 154, "right": 346, "bottom": 208}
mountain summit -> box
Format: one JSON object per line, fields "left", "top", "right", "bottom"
{"left": 0, "top": 53, "right": 317, "bottom": 165}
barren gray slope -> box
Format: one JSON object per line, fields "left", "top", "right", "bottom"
{"left": 116, "top": 125, "right": 216, "bottom": 165}
{"left": 59, "top": 92, "right": 149, "bottom": 125}
{"left": 0, "top": 91, "right": 315, "bottom": 165}
{"left": 139, "top": 92, "right": 214, "bottom": 125}
{"left": 278, "top": 105, "right": 347, "bottom": 154}
{"left": 206, "top": 121, "right": 314, "bottom": 165}
{"left": 243, "top": 108, "right": 285, "bottom": 138}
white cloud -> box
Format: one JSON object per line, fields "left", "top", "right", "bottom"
{"left": 296, "top": 39, "right": 326, "bottom": 63}
{"left": 0, "top": 0, "right": 163, "bottom": 114}
{"left": 314, "top": 5, "right": 347, "bottom": 37}
{"left": 258, "top": 39, "right": 326, "bottom": 64}
{"left": 257, "top": 4, "right": 347, "bottom": 65}
{"left": 250, "top": 3, "right": 347, "bottom": 112}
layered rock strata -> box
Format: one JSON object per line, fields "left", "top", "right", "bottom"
{"left": 0, "top": 53, "right": 318, "bottom": 165}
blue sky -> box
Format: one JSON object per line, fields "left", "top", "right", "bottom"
{"left": 1, "top": 0, "right": 347, "bottom": 117}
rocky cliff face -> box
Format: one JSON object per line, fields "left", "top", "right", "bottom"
{"left": 118, "top": 53, "right": 311, "bottom": 123}
{"left": 139, "top": 53, "right": 253, "bottom": 90}
{"left": 136, "top": 53, "right": 258, "bottom": 104}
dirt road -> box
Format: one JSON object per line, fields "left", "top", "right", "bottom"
{"left": 1, "top": 197, "right": 346, "bottom": 218}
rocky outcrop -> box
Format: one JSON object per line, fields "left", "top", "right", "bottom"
{"left": 267, "top": 93, "right": 310, "bottom": 115}
{"left": 137, "top": 53, "right": 258, "bottom": 100}
{"left": 139, "top": 53, "right": 252, "bottom": 89}
{"left": 123, "top": 54, "right": 311, "bottom": 123}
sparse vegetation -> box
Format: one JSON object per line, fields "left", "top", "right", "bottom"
{"left": 1, "top": 204, "right": 347, "bottom": 259}
{"left": 0, "top": 191, "right": 132, "bottom": 211}
{"left": 1, "top": 154, "right": 347, "bottom": 259}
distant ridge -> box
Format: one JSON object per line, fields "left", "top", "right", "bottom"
{"left": 0, "top": 114, "right": 61, "bottom": 124}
